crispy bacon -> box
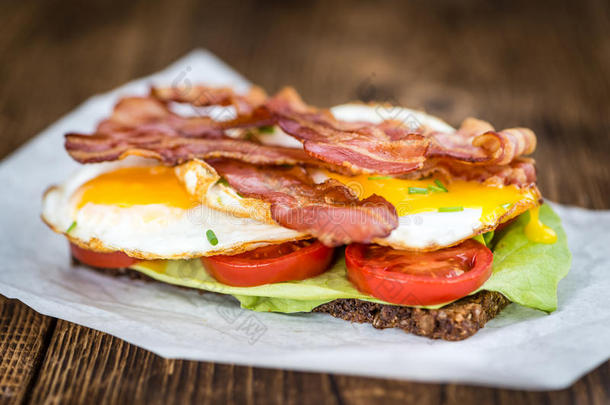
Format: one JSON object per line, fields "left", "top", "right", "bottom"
{"left": 427, "top": 117, "right": 537, "bottom": 166}
{"left": 222, "top": 88, "right": 537, "bottom": 174}
{"left": 147, "top": 85, "right": 537, "bottom": 175}
{"left": 151, "top": 85, "right": 267, "bottom": 115}
{"left": 69, "top": 85, "right": 538, "bottom": 188}
{"left": 262, "top": 88, "right": 430, "bottom": 174}
{"left": 96, "top": 97, "right": 224, "bottom": 138}
{"left": 65, "top": 130, "right": 318, "bottom": 166}
{"left": 404, "top": 157, "right": 537, "bottom": 187}
{"left": 66, "top": 95, "right": 324, "bottom": 166}
{"left": 209, "top": 159, "right": 399, "bottom": 246}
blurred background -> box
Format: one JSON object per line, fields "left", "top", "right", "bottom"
{"left": 1, "top": 0, "right": 608, "bottom": 207}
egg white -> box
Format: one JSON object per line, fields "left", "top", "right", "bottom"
{"left": 42, "top": 157, "right": 307, "bottom": 259}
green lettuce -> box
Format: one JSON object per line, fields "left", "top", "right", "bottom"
{"left": 130, "top": 203, "right": 570, "bottom": 313}
{"left": 131, "top": 256, "right": 394, "bottom": 313}
{"left": 475, "top": 203, "right": 571, "bottom": 312}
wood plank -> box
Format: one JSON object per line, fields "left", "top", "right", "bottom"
{"left": 27, "top": 320, "right": 340, "bottom": 405}
{"left": 24, "top": 319, "right": 610, "bottom": 405}
{"left": 0, "top": 297, "right": 55, "bottom": 405}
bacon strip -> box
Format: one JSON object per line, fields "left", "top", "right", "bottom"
{"left": 71, "top": 86, "right": 537, "bottom": 186}
{"left": 427, "top": 117, "right": 537, "bottom": 166}
{"left": 66, "top": 95, "right": 325, "bottom": 166}
{"left": 96, "top": 97, "right": 224, "bottom": 138}
{"left": 65, "top": 130, "right": 318, "bottom": 166}
{"left": 147, "top": 85, "right": 537, "bottom": 174}
{"left": 219, "top": 88, "right": 536, "bottom": 174}
{"left": 209, "top": 159, "right": 399, "bottom": 246}
{"left": 404, "top": 157, "right": 537, "bottom": 187}
{"left": 151, "top": 85, "right": 267, "bottom": 115}
{"left": 263, "top": 88, "right": 430, "bottom": 174}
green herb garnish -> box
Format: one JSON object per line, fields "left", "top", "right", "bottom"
{"left": 368, "top": 176, "right": 392, "bottom": 180}
{"left": 259, "top": 125, "right": 275, "bottom": 134}
{"left": 66, "top": 221, "right": 77, "bottom": 233}
{"left": 434, "top": 179, "right": 448, "bottom": 192}
{"left": 206, "top": 229, "right": 219, "bottom": 246}
{"left": 408, "top": 187, "right": 429, "bottom": 195}
{"left": 427, "top": 185, "right": 445, "bottom": 193}
{"left": 216, "top": 178, "right": 230, "bottom": 186}
{"left": 438, "top": 206, "right": 463, "bottom": 212}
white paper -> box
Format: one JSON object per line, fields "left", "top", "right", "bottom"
{"left": 1, "top": 49, "right": 609, "bottom": 390}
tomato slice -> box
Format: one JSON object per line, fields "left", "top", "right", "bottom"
{"left": 345, "top": 239, "right": 493, "bottom": 306}
{"left": 70, "top": 243, "right": 139, "bottom": 269}
{"left": 201, "top": 240, "right": 334, "bottom": 287}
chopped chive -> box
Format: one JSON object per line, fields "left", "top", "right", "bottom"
{"left": 258, "top": 125, "right": 275, "bottom": 134}
{"left": 66, "top": 221, "right": 77, "bottom": 233}
{"left": 438, "top": 206, "right": 463, "bottom": 212}
{"left": 236, "top": 192, "right": 244, "bottom": 198}
{"left": 434, "top": 179, "right": 448, "bottom": 192}
{"left": 408, "top": 187, "right": 429, "bottom": 195}
{"left": 427, "top": 185, "right": 444, "bottom": 193}
{"left": 216, "top": 177, "right": 229, "bottom": 186}
{"left": 500, "top": 203, "right": 512, "bottom": 209}
{"left": 368, "top": 175, "right": 392, "bottom": 180}
{"left": 206, "top": 229, "right": 219, "bottom": 246}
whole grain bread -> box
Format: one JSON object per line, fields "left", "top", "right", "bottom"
{"left": 313, "top": 292, "right": 509, "bottom": 341}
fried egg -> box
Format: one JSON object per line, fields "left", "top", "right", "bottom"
{"left": 235, "top": 103, "right": 542, "bottom": 250}
{"left": 318, "top": 170, "right": 540, "bottom": 250}
{"left": 41, "top": 157, "right": 306, "bottom": 259}
{"left": 176, "top": 155, "right": 540, "bottom": 251}
{"left": 43, "top": 103, "right": 546, "bottom": 258}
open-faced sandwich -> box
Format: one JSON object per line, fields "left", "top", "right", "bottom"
{"left": 42, "top": 84, "right": 571, "bottom": 340}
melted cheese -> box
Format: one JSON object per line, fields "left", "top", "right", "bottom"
{"left": 324, "top": 172, "right": 538, "bottom": 225}
{"left": 74, "top": 166, "right": 198, "bottom": 209}
{"left": 525, "top": 205, "right": 557, "bottom": 243}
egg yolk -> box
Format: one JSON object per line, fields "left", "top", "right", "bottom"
{"left": 324, "top": 171, "right": 539, "bottom": 225}
{"left": 524, "top": 205, "right": 557, "bottom": 243}
{"left": 74, "top": 166, "right": 198, "bottom": 209}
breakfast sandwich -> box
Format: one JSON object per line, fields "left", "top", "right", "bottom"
{"left": 41, "top": 84, "right": 570, "bottom": 340}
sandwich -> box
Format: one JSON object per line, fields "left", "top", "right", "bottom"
{"left": 41, "top": 84, "right": 571, "bottom": 341}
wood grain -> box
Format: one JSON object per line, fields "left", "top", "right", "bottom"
{"left": 0, "top": 299, "right": 55, "bottom": 405}
{"left": 0, "top": 0, "right": 609, "bottom": 403}
{"left": 28, "top": 319, "right": 341, "bottom": 405}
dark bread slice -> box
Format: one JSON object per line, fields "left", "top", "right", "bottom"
{"left": 313, "top": 292, "right": 509, "bottom": 341}
{"left": 77, "top": 258, "right": 509, "bottom": 341}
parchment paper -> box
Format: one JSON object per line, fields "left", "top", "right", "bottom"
{"left": 1, "top": 49, "right": 608, "bottom": 390}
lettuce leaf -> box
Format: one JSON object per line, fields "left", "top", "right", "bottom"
{"left": 475, "top": 203, "right": 571, "bottom": 312}
{"left": 130, "top": 203, "right": 570, "bottom": 313}
{"left": 131, "top": 256, "right": 397, "bottom": 313}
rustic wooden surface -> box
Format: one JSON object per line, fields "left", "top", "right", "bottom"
{"left": 1, "top": 0, "right": 609, "bottom": 403}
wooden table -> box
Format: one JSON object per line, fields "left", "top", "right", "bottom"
{"left": 1, "top": 0, "right": 609, "bottom": 403}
